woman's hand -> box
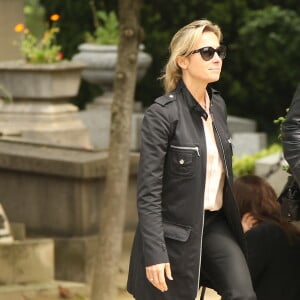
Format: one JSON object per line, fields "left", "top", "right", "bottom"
{"left": 241, "top": 212, "right": 257, "bottom": 232}
{"left": 146, "top": 263, "right": 173, "bottom": 292}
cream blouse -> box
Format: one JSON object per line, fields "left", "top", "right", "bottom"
{"left": 202, "top": 93, "right": 225, "bottom": 211}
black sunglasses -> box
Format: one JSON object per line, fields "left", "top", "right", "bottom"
{"left": 189, "top": 45, "right": 226, "bottom": 61}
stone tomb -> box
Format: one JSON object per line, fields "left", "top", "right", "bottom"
{"left": 0, "top": 139, "right": 139, "bottom": 283}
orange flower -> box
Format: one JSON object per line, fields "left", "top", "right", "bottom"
{"left": 50, "top": 13, "right": 60, "bottom": 22}
{"left": 14, "top": 23, "right": 25, "bottom": 33}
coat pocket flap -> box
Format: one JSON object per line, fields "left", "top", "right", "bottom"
{"left": 163, "top": 221, "right": 192, "bottom": 242}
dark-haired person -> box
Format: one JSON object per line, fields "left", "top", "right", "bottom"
{"left": 127, "top": 19, "right": 256, "bottom": 300}
{"left": 233, "top": 175, "right": 300, "bottom": 300}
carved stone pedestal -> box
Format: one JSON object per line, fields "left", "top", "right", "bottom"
{"left": 0, "top": 102, "right": 92, "bottom": 148}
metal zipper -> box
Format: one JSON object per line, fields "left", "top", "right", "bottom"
{"left": 210, "top": 112, "right": 229, "bottom": 177}
{"left": 196, "top": 208, "right": 205, "bottom": 296}
{"left": 170, "top": 145, "right": 200, "bottom": 156}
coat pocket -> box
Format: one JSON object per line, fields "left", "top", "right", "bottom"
{"left": 163, "top": 221, "right": 192, "bottom": 274}
{"left": 163, "top": 221, "right": 192, "bottom": 242}
{"left": 167, "top": 145, "right": 199, "bottom": 177}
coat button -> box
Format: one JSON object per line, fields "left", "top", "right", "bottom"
{"left": 179, "top": 159, "right": 185, "bottom": 165}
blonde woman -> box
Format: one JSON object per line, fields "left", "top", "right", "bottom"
{"left": 127, "top": 20, "right": 256, "bottom": 300}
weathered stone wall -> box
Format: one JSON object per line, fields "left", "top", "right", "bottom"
{"left": 0, "top": 139, "right": 139, "bottom": 236}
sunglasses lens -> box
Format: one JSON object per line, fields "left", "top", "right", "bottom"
{"left": 199, "top": 46, "right": 226, "bottom": 60}
{"left": 200, "top": 47, "right": 215, "bottom": 61}
{"left": 217, "top": 46, "right": 226, "bottom": 59}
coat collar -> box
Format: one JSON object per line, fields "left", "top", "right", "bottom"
{"left": 155, "top": 79, "right": 220, "bottom": 113}
{"left": 176, "top": 79, "right": 220, "bottom": 120}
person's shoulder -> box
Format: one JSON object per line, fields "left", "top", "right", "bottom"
{"left": 255, "top": 221, "right": 281, "bottom": 231}
{"left": 246, "top": 222, "right": 288, "bottom": 254}
{"left": 252, "top": 222, "right": 285, "bottom": 239}
{"left": 142, "top": 91, "right": 180, "bottom": 127}
{"left": 154, "top": 90, "right": 180, "bottom": 107}
{"left": 145, "top": 90, "right": 180, "bottom": 118}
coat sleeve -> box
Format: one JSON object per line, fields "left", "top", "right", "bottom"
{"left": 282, "top": 85, "right": 300, "bottom": 186}
{"left": 137, "top": 102, "right": 174, "bottom": 267}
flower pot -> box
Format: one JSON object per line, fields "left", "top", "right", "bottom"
{"left": 71, "top": 44, "right": 152, "bottom": 92}
{"left": 0, "top": 60, "right": 93, "bottom": 149}
{"left": 0, "top": 60, "right": 86, "bottom": 102}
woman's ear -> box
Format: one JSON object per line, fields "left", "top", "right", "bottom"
{"left": 176, "top": 56, "right": 189, "bottom": 69}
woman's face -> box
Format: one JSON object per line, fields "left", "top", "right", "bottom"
{"left": 179, "top": 31, "right": 223, "bottom": 85}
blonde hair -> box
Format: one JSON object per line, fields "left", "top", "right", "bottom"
{"left": 160, "top": 20, "right": 223, "bottom": 92}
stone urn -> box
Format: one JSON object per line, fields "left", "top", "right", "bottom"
{"left": 0, "top": 60, "right": 85, "bottom": 102}
{"left": 72, "top": 43, "right": 152, "bottom": 106}
{"left": 0, "top": 60, "right": 93, "bottom": 148}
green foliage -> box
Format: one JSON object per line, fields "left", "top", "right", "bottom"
{"left": 14, "top": 15, "right": 63, "bottom": 64}
{"left": 230, "top": 5, "right": 300, "bottom": 132}
{"left": 233, "top": 143, "right": 282, "bottom": 177}
{"left": 20, "top": 1, "right": 63, "bottom": 64}
{"left": 24, "top": 0, "right": 46, "bottom": 38}
{"left": 85, "top": 10, "right": 119, "bottom": 45}
{"left": 273, "top": 108, "right": 289, "bottom": 140}
{"left": 20, "top": 27, "right": 62, "bottom": 63}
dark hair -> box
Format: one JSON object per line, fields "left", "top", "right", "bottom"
{"left": 233, "top": 175, "right": 300, "bottom": 243}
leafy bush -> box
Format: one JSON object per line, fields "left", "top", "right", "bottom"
{"left": 85, "top": 9, "right": 119, "bottom": 45}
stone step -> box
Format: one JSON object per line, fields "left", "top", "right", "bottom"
{"left": 0, "top": 238, "right": 54, "bottom": 284}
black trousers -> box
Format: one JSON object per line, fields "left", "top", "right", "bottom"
{"left": 200, "top": 210, "right": 257, "bottom": 300}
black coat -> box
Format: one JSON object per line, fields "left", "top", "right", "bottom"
{"left": 245, "top": 222, "right": 300, "bottom": 300}
{"left": 282, "top": 85, "right": 300, "bottom": 186}
{"left": 127, "top": 81, "right": 246, "bottom": 300}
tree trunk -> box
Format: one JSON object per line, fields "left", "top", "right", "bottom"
{"left": 90, "top": 0, "right": 142, "bottom": 299}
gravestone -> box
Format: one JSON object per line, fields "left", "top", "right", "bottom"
{"left": 227, "top": 115, "right": 267, "bottom": 157}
